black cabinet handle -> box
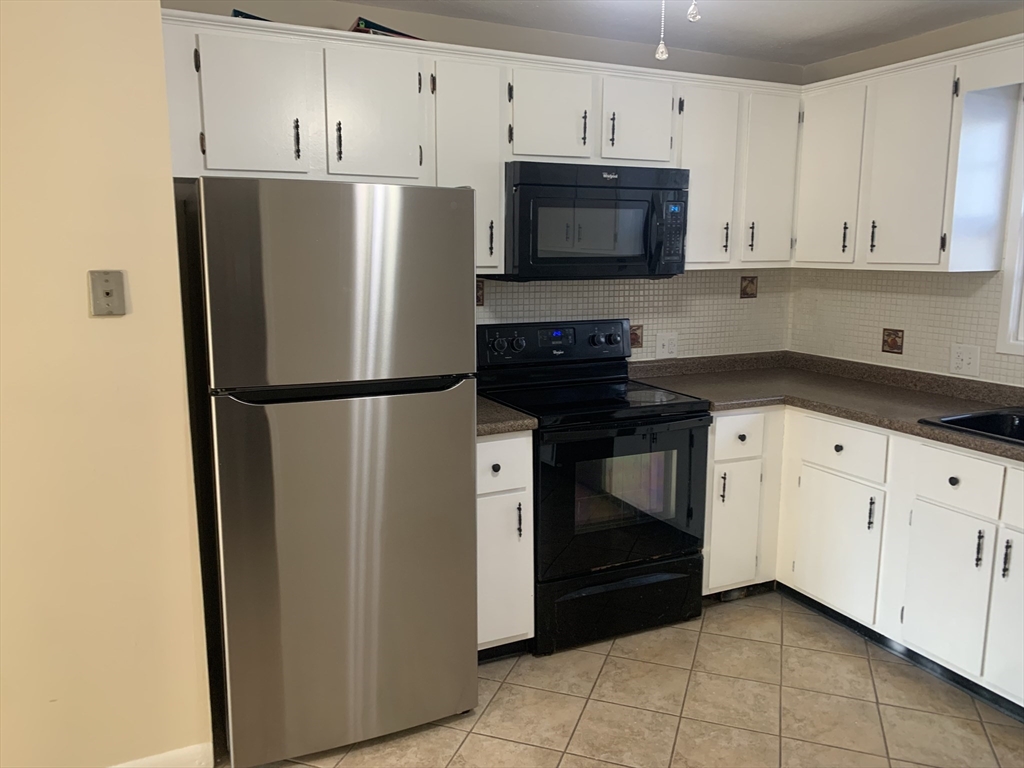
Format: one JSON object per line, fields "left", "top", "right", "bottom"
{"left": 868, "top": 497, "right": 875, "bottom": 530}
{"left": 582, "top": 110, "right": 588, "bottom": 145}
{"left": 489, "top": 220, "right": 495, "bottom": 255}
{"left": 842, "top": 221, "right": 849, "bottom": 253}
{"left": 834, "top": 444, "right": 844, "bottom": 453}
{"left": 492, "top": 463, "right": 501, "bottom": 473}
{"left": 419, "top": 145, "right": 423, "bottom": 166}
{"left": 976, "top": 530, "right": 985, "bottom": 568}
{"left": 723, "top": 222, "right": 730, "bottom": 252}
{"left": 949, "top": 477, "right": 960, "bottom": 487}
{"left": 517, "top": 502, "right": 523, "bottom": 539}
{"left": 738, "top": 433, "right": 747, "bottom": 442}
{"left": 749, "top": 222, "right": 756, "bottom": 251}
{"left": 293, "top": 118, "right": 301, "bottom": 160}
{"left": 610, "top": 111, "right": 616, "bottom": 146}
{"left": 336, "top": 121, "right": 343, "bottom": 161}
{"left": 720, "top": 472, "right": 728, "bottom": 503}
{"left": 1002, "top": 539, "right": 1013, "bottom": 578}
{"left": 870, "top": 220, "right": 877, "bottom": 252}
{"left": 578, "top": 223, "right": 583, "bottom": 243}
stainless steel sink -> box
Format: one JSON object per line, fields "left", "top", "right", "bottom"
{"left": 919, "top": 407, "right": 1024, "bottom": 446}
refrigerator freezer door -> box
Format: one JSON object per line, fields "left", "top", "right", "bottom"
{"left": 201, "top": 178, "right": 475, "bottom": 390}
{"left": 213, "top": 379, "right": 477, "bottom": 767}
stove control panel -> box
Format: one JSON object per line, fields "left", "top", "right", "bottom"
{"left": 478, "top": 320, "right": 631, "bottom": 365}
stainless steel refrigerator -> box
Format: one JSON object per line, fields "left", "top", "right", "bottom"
{"left": 174, "top": 177, "right": 478, "bottom": 768}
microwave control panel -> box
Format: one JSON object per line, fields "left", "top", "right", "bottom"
{"left": 477, "top": 320, "right": 631, "bottom": 365}
{"left": 662, "top": 202, "right": 685, "bottom": 263}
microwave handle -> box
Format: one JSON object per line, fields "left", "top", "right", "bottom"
{"left": 647, "top": 204, "right": 664, "bottom": 265}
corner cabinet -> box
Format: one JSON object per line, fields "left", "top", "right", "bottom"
{"left": 476, "top": 431, "right": 534, "bottom": 650}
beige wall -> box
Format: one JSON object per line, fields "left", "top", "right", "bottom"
{"left": 0, "top": 2, "right": 211, "bottom": 766}
{"left": 161, "top": 0, "right": 804, "bottom": 83}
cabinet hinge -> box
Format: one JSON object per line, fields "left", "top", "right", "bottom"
{"left": 418, "top": 72, "right": 422, "bottom": 93}
{"left": 940, "top": 233, "right": 947, "bottom": 252}
{"left": 690, "top": 431, "right": 695, "bottom": 448}
{"left": 199, "top": 131, "right": 206, "bottom": 155}
{"left": 798, "top": 475, "right": 801, "bottom": 488}
{"left": 909, "top": 509, "right": 913, "bottom": 526}
{"left": 755, "top": 555, "right": 759, "bottom": 567}
{"left": 670, "top": 136, "right": 673, "bottom": 149}
{"left": 508, "top": 124, "right": 513, "bottom": 144}
{"left": 760, "top": 473, "right": 763, "bottom": 482}
{"left": 953, "top": 77, "right": 960, "bottom": 97}
{"left": 678, "top": 97, "right": 685, "bottom": 114}
{"left": 419, "top": 145, "right": 423, "bottom": 166}
{"left": 791, "top": 237, "right": 797, "bottom": 249}
{"left": 900, "top": 606, "right": 905, "bottom": 623}
{"left": 193, "top": 47, "right": 201, "bottom": 72}
{"left": 508, "top": 82, "right": 513, "bottom": 102}
{"left": 791, "top": 560, "right": 796, "bottom": 572}
{"left": 798, "top": 111, "right": 805, "bottom": 124}
{"left": 430, "top": 73, "right": 436, "bottom": 94}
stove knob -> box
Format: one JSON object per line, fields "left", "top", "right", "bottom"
{"left": 492, "top": 337, "right": 508, "bottom": 353}
{"left": 589, "top": 333, "right": 606, "bottom": 347}
{"left": 511, "top": 336, "right": 527, "bottom": 352}
{"left": 607, "top": 332, "right": 622, "bottom": 345}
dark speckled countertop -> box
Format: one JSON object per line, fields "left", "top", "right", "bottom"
{"left": 637, "top": 366, "right": 1024, "bottom": 462}
{"left": 477, "top": 396, "right": 537, "bottom": 437}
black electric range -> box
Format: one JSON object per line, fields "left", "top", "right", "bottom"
{"left": 478, "top": 320, "right": 711, "bottom": 654}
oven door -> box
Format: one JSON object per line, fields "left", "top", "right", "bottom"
{"left": 511, "top": 186, "right": 682, "bottom": 279}
{"left": 535, "top": 415, "right": 709, "bottom": 583}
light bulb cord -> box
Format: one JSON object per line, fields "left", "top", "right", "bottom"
{"left": 660, "top": 0, "right": 666, "bottom": 41}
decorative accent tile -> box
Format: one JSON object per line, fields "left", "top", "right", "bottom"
{"left": 475, "top": 279, "right": 485, "bottom": 307}
{"left": 882, "top": 328, "right": 904, "bottom": 354}
{"left": 740, "top": 275, "right": 758, "bottom": 299}
{"left": 630, "top": 324, "right": 644, "bottom": 349}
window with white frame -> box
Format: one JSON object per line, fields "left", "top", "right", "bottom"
{"left": 997, "top": 95, "right": 1024, "bottom": 357}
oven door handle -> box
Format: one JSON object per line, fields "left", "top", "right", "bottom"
{"left": 540, "top": 414, "right": 711, "bottom": 443}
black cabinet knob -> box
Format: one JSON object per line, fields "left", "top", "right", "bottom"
{"left": 949, "top": 476, "right": 960, "bottom": 487}
{"left": 492, "top": 463, "right": 501, "bottom": 473}
{"left": 738, "top": 434, "right": 747, "bottom": 442}
{"left": 834, "top": 444, "right": 844, "bottom": 453}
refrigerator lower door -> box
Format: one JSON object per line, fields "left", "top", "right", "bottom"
{"left": 213, "top": 379, "right": 477, "bottom": 768}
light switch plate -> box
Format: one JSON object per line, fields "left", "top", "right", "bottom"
{"left": 950, "top": 342, "right": 980, "bottom": 377}
{"left": 656, "top": 331, "right": 677, "bottom": 359}
{"left": 88, "top": 270, "right": 126, "bottom": 316}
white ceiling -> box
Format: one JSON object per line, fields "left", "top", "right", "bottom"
{"left": 353, "top": 0, "right": 1023, "bottom": 65}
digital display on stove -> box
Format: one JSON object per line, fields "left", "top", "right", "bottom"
{"left": 539, "top": 328, "right": 575, "bottom": 346}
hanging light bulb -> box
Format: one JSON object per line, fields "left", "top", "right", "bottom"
{"left": 655, "top": 0, "right": 668, "bottom": 60}
{"left": 687, "top": 0, "right": 701, "bottom": 22}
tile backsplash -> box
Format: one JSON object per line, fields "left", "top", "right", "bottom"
{"left": 477, "top": 268, "right": 1024, "bottom": 386}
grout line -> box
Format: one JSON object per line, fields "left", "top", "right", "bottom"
{"left": 779, "top": 609, "right": 784, "bottom": 768}
{"left": 558, "top": 652, "right": 610, "bottom": 761}
{"left": 866, "top": 649, "right": 891, "bottom": 762}
{"left": 667, "top": 623, "right": 699, "bottom": 768}
{"left": 978, "top": 716, "right": 1004, "bottom": 767}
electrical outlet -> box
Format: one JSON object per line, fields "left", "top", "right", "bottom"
{"left": 950, "top": 343, "right": 981, "bottom": 377}
{"left": 656, "top": 331, "right": 677, "bottom": 359}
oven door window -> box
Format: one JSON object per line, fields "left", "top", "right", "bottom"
{"left": 537, "top": 426, "right": 702, "bottom": 582}
{"left": 533, "top": 198, "right": 649, "bottom": 261}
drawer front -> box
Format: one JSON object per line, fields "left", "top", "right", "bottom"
{"left": 801, "top": 416, "right": 888, "bottom": 484}
{"left": 715, "top": 413, "right": 765, "bottom": 461}
{"left": 916, "top": 444, "right": 1004, "bottom": 520}
{"left": 477, "top": 434, "right": 532, "bottom": 494}
{"left": 1004, "top": 467, "right": 1024, "bottom": 529}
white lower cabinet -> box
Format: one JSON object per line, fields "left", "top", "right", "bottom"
{"left": 793, "top": 465, "right": 884, "bottom": 625}
{"left": 903, "top": 499, "right": 996, "bottom": 675}
{"left": 984, "top": 527, "right": 1024, "bottom": 700}
{"left": 708, "top": 458, "right": 762, "bottom": 589}
{"left": 476, "top": 432, "right": 534, "bottom": 649}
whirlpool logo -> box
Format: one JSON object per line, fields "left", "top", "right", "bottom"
{"left": 602, "top": 172, "right": 619, "bottom": 180}
{"left": 552, "top": 349, "right": 565, "bottom": 355}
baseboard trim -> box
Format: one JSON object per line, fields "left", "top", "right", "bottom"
{"left": 478, "top": 639, "right": 531, "bottom": 662}
{"left": 113, "top": 742, "right": 214, "bottom": 768}
{"left": 775, "top": 583, "right": 1024, "bottom": 722}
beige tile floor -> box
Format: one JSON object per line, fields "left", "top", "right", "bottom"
{"left": 266, "top": 591, "right": 1024, "bottom": 768}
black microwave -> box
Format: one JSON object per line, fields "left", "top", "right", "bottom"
{"left": 498, "top": 161, "right": 688, "bottom": 281}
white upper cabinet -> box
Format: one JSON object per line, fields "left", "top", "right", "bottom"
{"left": 435, "top": 59, "right": 506, "bottom": 273}
{"left": 600, "top": 76, "right": 674, "bottom": 162}
{"left": 794, "top": 85, "right": 866, "bottom": 264}
{"left": 196, "top": 34, "right": 311, "bottom": 173}
{"left": 678, "top": 85, "right": 740, "bottom": 265}
{"left": 859, "top": 65, "right": 956, "bottom": 265}
{"left": 740, "top": 93, "right": 801, "bottom": 263}
{"left": 512, "top": 68, "right": 594, "bottom": 158}
{"left": 325, "top": 45, "right": 423, "bottom": 178}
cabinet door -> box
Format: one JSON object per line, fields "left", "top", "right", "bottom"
{"left": 436, "top": 60, "right": 505, "bottom": 272}
{"left": 678, "top": 86, "right": 740, "bottom": 265}
{"left": 601, "top": 76, "right": 673, "bottom": 162}
{"left": 325, "top": 45, "right": 421, "bottom": 178}
{"left": 794, "top": 85, "right": 866, "bottom": 263}
{"left": 796, "top": 466, "right": 884, "bottom": 624}
{"left": 904, "top": 499, "right": 995, "bottom": 674}
{"left": 513, "top": 68, "right": 593, "bottom": 158}
{"left": 741, "top": 93, "right": 800, "bottom": 262}
{"left": 197, "top": 34, "right": 310, "bottom": 173}
{"left": 477, "top": 491, "right": 534, "bottom": 648}
{"left": 708, "top": 459, "right": 762, "bottom": 590}
{"left": 860, "top": 65, "right": 955, "bottom": 265}
{"left": 984, "top": 527, "right": 1024, "bottom": 700}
